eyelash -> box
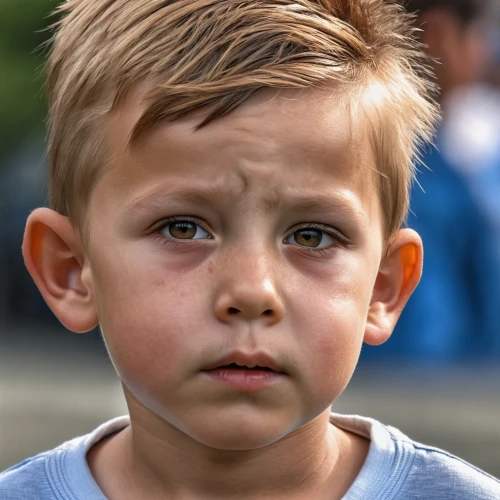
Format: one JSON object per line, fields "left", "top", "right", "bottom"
{"left": 288, "top": 223, "right": 347, "bottom": 255}
{"left": 152, "top": 217, "right": 347, "bottom": 253}
{"left": 152, "top": 216, "right": 209, "bottom": 249}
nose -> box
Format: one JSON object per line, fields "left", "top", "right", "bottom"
{"left": 213, "top": 249, "right": 285, "bottom": 326}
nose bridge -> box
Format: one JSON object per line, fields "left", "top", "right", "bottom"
{"left": 213, "top": 240, "right": 284, "bottom": 324}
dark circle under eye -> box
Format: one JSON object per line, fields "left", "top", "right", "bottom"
{"left": 294, "top": 229, "right": 323, "bottom": 248}
{"left": 169, "top": 221, "right": 197, "bottom": 239}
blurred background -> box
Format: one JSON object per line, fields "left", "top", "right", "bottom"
{"left": 1, "top": 0, "right": 499, "bottom": 478}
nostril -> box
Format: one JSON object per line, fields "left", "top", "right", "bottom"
{"left": 222, "top": 307, "right": 276, "bottom": 319}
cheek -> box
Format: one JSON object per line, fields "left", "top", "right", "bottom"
{"left": 300, "top": 301, "right": 366, "bottom": 406}
{"left": 455, "top": 31, "right": 488, "bottom": 83}
{"left": 467, "top": 37, "right": 488, "bottom": 78}
{"left": 291, "top": 255, "right": 373, "bottom": 404}
{"left": 89, "top": 250, "right": 207, "bottom": 395}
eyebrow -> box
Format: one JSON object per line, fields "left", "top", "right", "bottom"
{"left": 124, "top": 183, "right": 240, "bottom": 215}
{"left": 263, "top": 189, "right": 366, "bottom": 221}
{"left": 124, "top": 184, "right": 366, "bottom": 223}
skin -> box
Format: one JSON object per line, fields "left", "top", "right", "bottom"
{"left": 418, "top": 9, "right": 489, "bottom": 100}
{"left": 23, "top": 86, "right": 423, "bottom": 500}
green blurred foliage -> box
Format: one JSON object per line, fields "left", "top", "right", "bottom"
{"left": 0, "top": 0, "right": 58, "bottom": 160}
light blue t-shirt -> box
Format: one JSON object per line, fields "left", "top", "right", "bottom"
{"left": 1, "top": 413, "right": 499, "bottom": 499}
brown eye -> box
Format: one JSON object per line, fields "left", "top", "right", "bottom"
{"left": 169, "top": 222, "right": 197, "bottom": 239}
{"left": 160, "top": 220, "right": 211, "bottom": 240}
{"left": 284, "top": 227, "right": 334, "bottom": 249}
{"left": 293, "top": 229, "right": 323, "bottom": 248}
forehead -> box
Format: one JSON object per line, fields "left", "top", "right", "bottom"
{"left": 97, "top": 85, "right": 379, "bottom": 224}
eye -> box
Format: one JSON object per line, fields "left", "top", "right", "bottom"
{"left": 284, "top": 228, "right": 334, "bottom": 249}
{"left": 159, "top": 219, "right": 211, "bottom": 240}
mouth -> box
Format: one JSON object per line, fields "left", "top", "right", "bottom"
{"left": 217, "top": 363, "right": 276, "bottom": 372}
{"left": 202, "top": 352, "right": 285, "bottom": 374}
{"left": 200, "top": 352, "right": 286, "bottom": 391}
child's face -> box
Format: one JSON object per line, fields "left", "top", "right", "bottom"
{"left": 80, "top": 87, "right": 384, "bottom": 449}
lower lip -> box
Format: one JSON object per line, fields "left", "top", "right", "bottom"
{"left": 202, "top": 368, "right": 284, "bottom": 391}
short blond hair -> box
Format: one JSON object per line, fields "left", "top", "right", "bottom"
{"left": 47, "top": 0, "right": 438, "bottom": 239}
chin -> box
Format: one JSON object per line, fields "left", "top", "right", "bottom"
{"left": 195, "top": 427, "right": 284, "bottom": 451}
{"left": 185, "top": 411, "right": 293, "bottom": 451}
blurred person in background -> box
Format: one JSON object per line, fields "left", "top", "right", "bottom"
{"left": 439, "top": 2, "right": 500, "bottom": 258}
{"left": 362, "top": 0, "right": 500, "bottom": 363}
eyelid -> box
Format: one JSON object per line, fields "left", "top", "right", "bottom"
{"left": 285, "top": 222, "right": 349, "bottom": 244}
{"left": 154, "top": 215, "right": 211, "bottom": 234}
{"left": 151, "top": 217, "right": 349, "bottom": 249}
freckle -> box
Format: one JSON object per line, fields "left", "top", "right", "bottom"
{"left": 152, "top": 277, "right": 166, "bottom": 288}
{"left": 208, "top": 263, "right": 214, "bottom": 274}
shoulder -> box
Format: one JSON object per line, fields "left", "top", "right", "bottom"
{"left": 0, "top": 417, "right": 129, "bottom": 500}
{"left": 0, "top": 450, "right": 56, "bottom": 500}
{"left": 331, "top": 414, "right": 500, "bottom": 500}
{"left": 0, "top": 432, "right": 89, "bottom": 500}
{"left": 386, "top": 425, "right": 500, "bottom": 499}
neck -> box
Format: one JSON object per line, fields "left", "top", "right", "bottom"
{"left": 129, "top": 408, "right": 337, "bottom": 499}
{"left": 89, "top": 403, "right": 367, "bottom": 500}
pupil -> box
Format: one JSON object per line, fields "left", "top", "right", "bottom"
{"left": 295, "top": 229, "right": 322, "bottom": 247}
{"left": 169, "top": 222, "right": 196, "bottom": 239}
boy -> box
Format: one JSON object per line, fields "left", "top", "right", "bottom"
{"left": 1, "top": 0, "right": 499, "bottom": 498}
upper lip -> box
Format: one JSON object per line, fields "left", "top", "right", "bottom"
{"left": 203, "top": 351, "right": 285, "bottom": 373}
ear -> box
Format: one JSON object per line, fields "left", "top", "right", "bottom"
{"left": 364, "top": 228, "right": 423, "bottom": 346}
{"left": 22, "top": 208, "right": 99, "bottom": 333}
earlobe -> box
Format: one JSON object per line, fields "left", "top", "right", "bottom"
{"left": 364, "top": 229, "right": 423, "bottom": 346}
{"left": 22, "top": 208, "right": 99, "bottom": 333}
